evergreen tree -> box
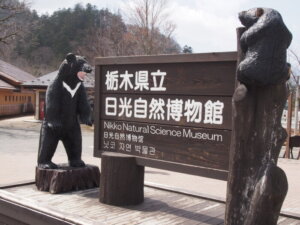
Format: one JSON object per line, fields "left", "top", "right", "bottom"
{"left": 183, "top": 45, "right": 193, "bottom": 54}
{"left": 2, "top": 2, "right": 182, "bottom": 76}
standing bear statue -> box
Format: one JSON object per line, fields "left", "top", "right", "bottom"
{"left": 38, "top": 53, "right": 92, "bottom": 169}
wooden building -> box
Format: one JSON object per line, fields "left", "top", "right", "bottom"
{"left": 22, "top": 70, "right": 95, "bottom": 120}
{"left": 0, "top": 60, "right": 35, "bottom": 117}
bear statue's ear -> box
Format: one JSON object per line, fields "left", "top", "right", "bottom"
{"left": 66, "top": 53, "right": 76, "bottom": 63}
{"left": 255, "top": 8, "right": 264, "bottom": 17}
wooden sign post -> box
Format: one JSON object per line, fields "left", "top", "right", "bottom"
{"left": 94, "top": 53, "right": 237, "bottom": 205}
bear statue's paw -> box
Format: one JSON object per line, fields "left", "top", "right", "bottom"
{"left": 47, "top": 121, "right": 62, "bottom": 130}
{"left": 86, "top": 120, "right": 93, "bottom": 126}
{"left": 69, "top": 159, "right": 86, "bottom": 168}
{"left": 81, "top": 118, "right": 93, "bottom": 126}
{"left": 38, "top": 162, "right": 58, "bottom": 169}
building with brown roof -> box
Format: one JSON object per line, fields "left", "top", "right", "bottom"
{"left": 0, "top": 60, "right": 36, "bottom": 117}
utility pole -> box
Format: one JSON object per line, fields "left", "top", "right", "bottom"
{"left": 285, "top": 92, "right": 292, "bottom": 158}
{"left": 294, "top": 76, "right": 299, "bottom": 134}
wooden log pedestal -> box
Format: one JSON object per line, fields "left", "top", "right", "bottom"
{"left": 100, "top": 152, "right": 144, "bottom": 206}
{"left": 35, "top": 164, "right": 100, "bottom": 194}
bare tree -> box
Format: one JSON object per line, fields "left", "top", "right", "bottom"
{"left": 287, "top": 49, "right": 300, "bottom": 87}
{"left": 289, "top": 50, "right": 300, "bottom": 71}
{"left": 76, "top": 28, "right": 116, "bottom": 61}
{"left": 76, "top": 11, "right": 128, "bottom": 62}
{"left": 288, "top": 49, "right": 300, "bottom": 134}
{"left": 0, "top": 0, "right": 27, "bottom": 45}
{"left": 124, "top": 0, "right": 177, "bottom": 55}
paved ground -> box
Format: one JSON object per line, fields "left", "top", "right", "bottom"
{"left": 2, "top": 184, "right": 298, "bottom": 225}
{"left": 0, "top": 115, "right": 299, "bottom": 215}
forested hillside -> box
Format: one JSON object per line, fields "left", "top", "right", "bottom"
{"left": 0, "top": 1, "right": 181, "bottom": 76}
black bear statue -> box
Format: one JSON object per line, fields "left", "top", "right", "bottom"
{"left": 237, "top": 8, "right": 292, "bottom": 86}
{"left": 38, "top": 53, "right": 92, "bottom": 169}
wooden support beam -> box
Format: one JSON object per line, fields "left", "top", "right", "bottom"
{"left": 100, "top": 152, "right": 144, "bottom": 206}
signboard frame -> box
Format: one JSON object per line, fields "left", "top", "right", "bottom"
{"left": 94, "top": 52, "right": 237, "bottom": 180}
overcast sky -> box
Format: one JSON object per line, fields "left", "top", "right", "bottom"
{"left": 30, "top": 0, "right": 300, "bottom": 70}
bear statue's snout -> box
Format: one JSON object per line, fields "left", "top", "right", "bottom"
{"left": 82, "top": 63, "right": 92, "bottom": 73}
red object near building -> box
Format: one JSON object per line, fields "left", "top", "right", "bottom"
{"left": 39, "top": 100, "right": 45, "bottom": 120}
